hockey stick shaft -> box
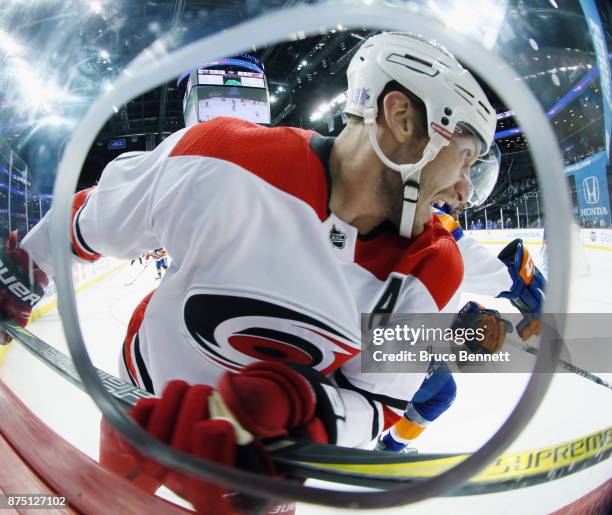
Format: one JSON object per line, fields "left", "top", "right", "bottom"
{"left": 124, "top": 260, "right": 151, "bottom": 286}
{"left": 3, "top": 321, "right": 153, "bottom": 406}
{"left": 507, "top": 338, "right": 612, "bottom": 390}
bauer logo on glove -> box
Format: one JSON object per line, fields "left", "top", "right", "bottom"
{"left": 0, "top": 231, "right": 49, "bottom": 344}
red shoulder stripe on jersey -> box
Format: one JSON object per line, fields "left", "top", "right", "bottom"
{"left": 71, "top": 187, "right": 102, "bottom": 262}
{"left": 168, "top": 117, "right": 330, "bottom": 220}
{"left": 355, "top": 216, "right": 463, "bottom": 310}
{"left": 122, "top": 335, "right": 138, "bottom": 386}
{"left": 399, "top": 217, "right": 463, "bottom": 309}
{"left": 355, "top": 230, "right": 407, "bottom": 282}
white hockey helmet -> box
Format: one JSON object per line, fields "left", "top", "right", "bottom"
{"left": 345, "top": 32, "right": 499, "bottom": 237}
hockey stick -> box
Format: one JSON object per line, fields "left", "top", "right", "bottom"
{"left": 506, "top": 338, "right": 612, "bottom": 391}
{"left": 3, "top": 321, "right": 153, "bottom": 406}
{"left": 3, "top": 321, "right": 610, "bottom": 493}
{"left": 124, "top": 260, "right": 151, "bottom": 286}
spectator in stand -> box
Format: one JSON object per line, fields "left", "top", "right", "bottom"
{"left": 505, "top": 218, "right": 512, "bottom": 229}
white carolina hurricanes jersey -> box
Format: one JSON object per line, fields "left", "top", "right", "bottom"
{"left": 23, "top": 117, "right": 464, "bottom": 447}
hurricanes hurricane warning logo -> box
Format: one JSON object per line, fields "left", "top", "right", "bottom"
{"left": 183, "top": 291, "right": 359, "bottom": 374}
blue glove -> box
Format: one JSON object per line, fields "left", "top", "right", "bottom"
{"left": 497, "top": 239, "right": 545, "bottom": 340}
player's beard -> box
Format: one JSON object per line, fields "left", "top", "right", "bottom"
{"left": 377, "top": 167, "right": 404, "bottom": 228}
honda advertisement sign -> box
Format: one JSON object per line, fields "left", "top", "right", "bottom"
{"left": 566, "top": 150, "right": 611, "bottom": 225}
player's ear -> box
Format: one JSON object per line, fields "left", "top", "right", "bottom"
{"left": 381, "top": 91, "right": 424, "bottom": 146}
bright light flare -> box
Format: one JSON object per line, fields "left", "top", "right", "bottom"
{"left": 333, "top": 92, "right": 346, "bottom": 104}
{"left": 426, "top": 0, "right": 507, "bottom": 50}
{"left": 38, "top": 114, "right": 71, "bottom": 127}
{"left": 309, "top": 91, "right": 348, "bottom": 123}
{"left": 7, "top": 57, "right": 76, "bottom": 114}
{"left": 89, "top": 1, "right": 103, "bottom": 14}
{"left": 0, "top": 30, "right": 24, "bottom": 57}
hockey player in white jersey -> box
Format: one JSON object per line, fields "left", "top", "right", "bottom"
{"left": 1, "top": 33, "right": 500, "bottom": 512}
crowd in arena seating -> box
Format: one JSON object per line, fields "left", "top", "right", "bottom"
{"left": 468, "top": 218, "right": 514, "bottom": 230}
{"left": 467, "top": 213, "right": 610, "bottom": 230}
{"left": 564, "top": 145, "right": 606, "bottom": 165}
{"left": 463, "top": 145, "right": 612, "bottom": 230}
{"left": 579, "top": 217, "right": 610, "bottom": 228}
{"left": 487, "top": 177, "right": 538, "bottom": 206}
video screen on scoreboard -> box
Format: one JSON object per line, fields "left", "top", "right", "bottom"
{"left": 198, "top": 69, "right": 266, "bottom": 89}
{"left": 194, "top": 83, "right": 270, "bottom": 125}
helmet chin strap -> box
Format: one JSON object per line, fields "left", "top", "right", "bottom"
{"left": 363, "top": 107, "right": 446, "bottom": 238}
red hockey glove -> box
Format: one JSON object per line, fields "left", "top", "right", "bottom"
{"left": 452, "top": 301, "right": 513, "bottom": 354}
{"left": 0, "top": 231, "right": 48, "bottom": 344}
{"left": 100, "top": 362, "right": 338, "bottom": 513}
